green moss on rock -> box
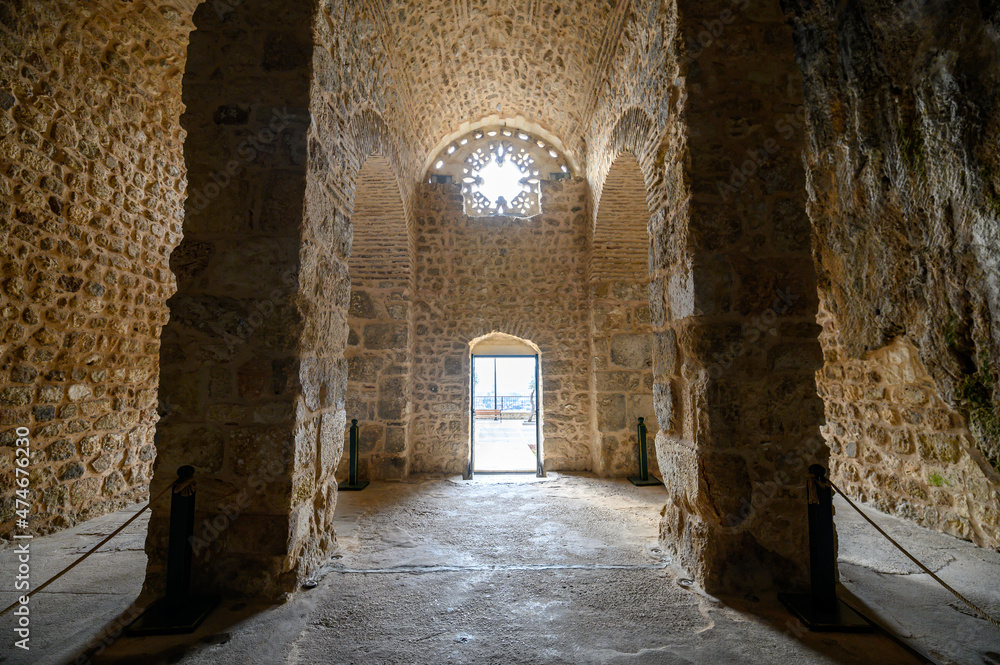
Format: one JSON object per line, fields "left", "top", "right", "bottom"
{"left": 957, "top": 355, "right": 1000, "bottom": 473}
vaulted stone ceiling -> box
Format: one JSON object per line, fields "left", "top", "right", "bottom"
{"left": 370, "top": 0, "right": 630, "bottom": 162}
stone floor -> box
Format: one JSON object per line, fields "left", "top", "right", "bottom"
{"left": 473, "top": 418, "right": 537, "bottom": 472}
{"left": 833, "top": 493, "right": 1000, "bottom": 664}
{"left": 0, "top": 505, "right": 149, "bottom": 665}
{"left": 1, "top": 474, "right": 998, "bottom": 664}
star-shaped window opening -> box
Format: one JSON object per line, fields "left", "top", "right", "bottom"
{"left": 462, "top": 140, "right": 540, "bottom": 217}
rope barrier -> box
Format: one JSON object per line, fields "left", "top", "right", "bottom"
{"left": 829, "top": 478, "right": 1000, "bottom": 631}
{"left": 0, "top": 478, "right": 182, "bottom": 618}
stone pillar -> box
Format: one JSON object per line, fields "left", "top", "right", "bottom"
{"left": 145, "top": 0, "right": 324, "bottom": 599}
{"left": 655, "top": 0, "right": 827, "bottom": 592}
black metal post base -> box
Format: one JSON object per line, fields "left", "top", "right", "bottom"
{"left": 124, "top": 595, "right": 221, "bottom": 636}
{"left": 778, "top": 593, "right": 872, "bottom": 632}
{"left": 628, "top": 475, "right": 663, "bottom": 487}
{"left": 343, "top": 419, "right": 369, "bottom": 491}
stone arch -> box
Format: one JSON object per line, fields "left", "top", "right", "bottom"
{"left": 591, "top": 107, "right": 659, "bottom": 223}
{"left": 470, "top": 331, "right": 542, "bottom": 356}
{"left": 468, "top": 332, "right": 544, "bottom": 474}
{"left": 420, "top": 115, "right": 581, "bottom": 179}
{"left": 341, "top": 150, "right": 414, "bottom": 482}
{"left": 346, "top": 108, "right": 414, "bottom": 226}
{"left": 590, "top": 152, "right": 658, "bottom": 477}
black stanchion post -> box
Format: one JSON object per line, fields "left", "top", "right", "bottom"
{"left": 778, "top": 465, "right": 871, "bottom": 631}
{"left": 808, "top": 464, "right": 837, "bottom": 613}
{"left": 165, "top": 465, "right": 196, "bottom": 608}
{"left": 340, "top": 419, "right": 369, "bottom": 491}
{"left": 126, "top": 466, "right": 219, "bottom": 636}
{"left": 628, "top": 417, "right": 663, "bottom": 487}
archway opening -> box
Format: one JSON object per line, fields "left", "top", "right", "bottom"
{"left": 468, "top": 334, "right": 542, "bottom": 477}
{"left": 342, "top": 154, "right": 413, "bottom": 482}
{"left": 590, "top": 151, "right": 659, "bottom": 478}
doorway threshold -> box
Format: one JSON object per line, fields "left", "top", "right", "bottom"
{"left": 449, "top": 472, "right": 558, "bottom": 485}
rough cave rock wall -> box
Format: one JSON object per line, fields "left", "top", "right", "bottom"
{"left": 0, "top": 0, "right": 195, "bottom": 540}
{"left": 590, "top": 153, "right": 660, "bottom": 478}
{"left": 787, "top": 0, "right": 1000, "bottom": 548}
{"left": 410, "top": 180, "right": 592, "bottom": 475}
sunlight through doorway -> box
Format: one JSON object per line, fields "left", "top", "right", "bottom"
{"left": 467, "top": 334, "right": 542, "bottom": 477}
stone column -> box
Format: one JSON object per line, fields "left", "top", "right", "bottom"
{"left": 145, "top": 0, "right": 324, "bottom": 599}
{"left": 655, "top": 0, "right": 827, "bottom": 592}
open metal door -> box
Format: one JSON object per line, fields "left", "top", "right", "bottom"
{"left": 466, "top": 356, "right": 475, "bottom": 480}
{"left": 535, "top": 354, "right": 544, "bottom": 477}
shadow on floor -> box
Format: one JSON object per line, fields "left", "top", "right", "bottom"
{"left": 85, "top": 475, "right": 926, "bottom": 665}
{"left": 11, "top": 475, "right": 992, "bottom": 664}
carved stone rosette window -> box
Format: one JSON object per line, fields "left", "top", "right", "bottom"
{"left": 427, "top": 126, "right": 571, "bottom": 218}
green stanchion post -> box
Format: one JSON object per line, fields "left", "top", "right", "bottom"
{"left": 629, "top": 417, "right": 662, "bottom": 487}
{"left": 340, "top": 419, "right": 369, "bottom": 491}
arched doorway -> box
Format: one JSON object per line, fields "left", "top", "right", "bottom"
{"left": 467, "top": 333, "right": 543, "bottom": 478}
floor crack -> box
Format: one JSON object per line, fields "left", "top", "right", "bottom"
{"left": 327, "top": 562, "right": 671, "bottom": 574}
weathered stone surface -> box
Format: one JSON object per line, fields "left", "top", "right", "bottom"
{"left": 363, "top": 324, "right": 409, "bottom": 350}
{"left": 377, "top": 377, "right": 408, "bottom": 421}
{"left": 60, "top": 462, "right": 85, "bottom": 481}
{"left": 610, "top": 335, "right": 652, "bottom": 370}
{"left": 787, "top": 1, "right": 1000, "bottom": 549}
{"left": 0, "top": 0, "right": 192, "bottom": 540}
{"left": 597, "top": 394, "right": 627, "bottom": 433}
{"left": 0, "top": 387, "right": 33, "bottom": 411}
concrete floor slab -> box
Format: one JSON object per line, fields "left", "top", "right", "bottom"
{"left": 834, "top": 494, "right": 1000, "bottom": 664}
{"left": 88, "top": 475, "right": 920, "bottom": 665}
{"left": 0, "top": 506, "right": 149, "bottom": 665}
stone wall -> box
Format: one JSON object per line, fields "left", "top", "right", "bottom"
{"left": 786, "top": 0, "right": 1000, "bottom": 548}
{"left": 818, "top": 327, "right": 1000, "bottom": 548}
{"left": 341, "top": 155, "right": 412, "bottom": 482}
{"left": 0, "top": 0, "right": 195, "bottom": 540}
{"left": 410, "top": 180, "right": 593, "bottom": 474}
{"left": 590, "top": 153, "right": 659, "bottom": 478}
